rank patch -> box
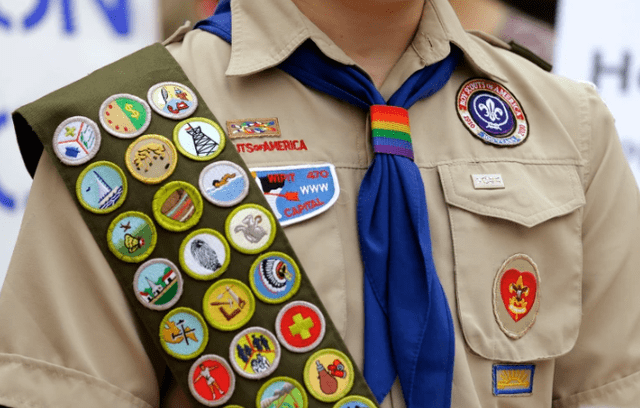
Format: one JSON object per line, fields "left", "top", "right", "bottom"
{"left": 225, "top": 204, "right": 276, "bottom": 254}
{"left": 148, "top": 82, "right": 198, "bottom": 120}
{"left": 189, "top": 355, "right": 235, "bottom": 406}
{"left": 76, "top": 161, "right": 127, "bottom": 214}
{"left": 159, "top": 307, "right": 208, "bottom": 360}
{"left": 229, "top": 327, "right": 281, "bottom": 379}
{"left": 226, "top": 118, "right": 281, "bottom": 139}
{"left": 493, "top": 254, "right": 541, "bottom": 339}
{"left": 304, "top": 349, "right": 354, "bottom": 402}
{"left": 203, "top": 279, "right": 255, "bottom": 331}
{"left": 107, "top": 211, "right": 157, "bottom": 263}
{"left": 249, "top": 252, "right": 300, "bottom": 304}
{"left": 174, "top": 117, "right": 226, "bottom": 161}
{"left": 125, "top": 134, "right": 178, "bottom": 184}
{"left": 199, "top": 161, "right": 250, "bottom": 207}
{"left": 152, "top": 181, "right": 203, "bottom": 232}
{"left": 180, "top": 229, "right": 230, "bottom": 281}
{"left": 493, "top": 364, "right": 535, "bottom": 396}
{"left": 457, "top": 79, "right": 528, "bottom": 147}
{"left": 133, "top": 258, "right": 183, "bottom": 311}
{"left": 53, "top": 116, "right": 101, "bottom": 165}
{"left": 251, "top": 164, "right": 339, "bottom": 226}
{"left": 276, "top": 301, "right": 326, "bottom": 353}
{"left": 257, "top": 377, "right": 308, "bottom": 408}
{"left": 99, "top": 94, "right": 151, "bottom": 138}
{"left": 333, "top": 396, "right": 378, "bottom": 408}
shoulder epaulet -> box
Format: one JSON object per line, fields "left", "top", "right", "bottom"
{"left": 468, "top": 30, "right": 553, "bottom": 72}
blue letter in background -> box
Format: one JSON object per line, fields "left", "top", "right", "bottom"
{"left": 95, "top": 0, "right": 130, "bottom": 36}
{"left": 0, "top": 7, "right": 11, "bottom": 29}
{"left": 0, "top": 113, "right": 17, "bottom": 211}
{"left": 23, "top": 0, "right": 75, "bottom": 33}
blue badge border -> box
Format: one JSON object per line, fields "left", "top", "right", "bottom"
{"left": 492, "top": 364, "right": 535, "bottom": 396}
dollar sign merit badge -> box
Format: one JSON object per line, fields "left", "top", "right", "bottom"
{"left": 125, "top": 103, "right": 141, "bottom": 119}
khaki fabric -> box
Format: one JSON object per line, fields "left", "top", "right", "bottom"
{"left": 1, "top": 0, "right": 640, "bottom": 407}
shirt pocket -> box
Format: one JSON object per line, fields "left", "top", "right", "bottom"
{"left": 438, "top": 162, "right": 586, "bottom": 362}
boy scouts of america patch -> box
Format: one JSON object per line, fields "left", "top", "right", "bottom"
{"left": 159, "top": 307, "right": 209, "bottom": 360}
{"left": 249, "top": 252, "right": 301, "bottom": 304}
{"left": 303, "top": 349, "right": 354, "bottom": 402}
{"left": 152, "top": 181, "right": 203, "bottom": 232}
{"left": 493, "top": 254, "right": 541, "bottom": 339}
{"left": 125, "top": 134, "right": 178, "bottom": 184}
{"left": 76, "top": 161, "right": 127, "bottom": 214}
{"left": 188, "top": 354, "right": 235, "bottom": 406}
{"left": 52, "top": 116, "right": 101, "bottom": 165}
{"left": 133, "top": 258, "right": 183, "bottom": 311}
{"left": 457, "top": 78, "right": 528, "bottom": 146}
{"left": 492, "top": 364, "right": 535, "bottom": 396}
{"left": 173, "top": 117, "right": 226, "bottom": 161}
{"left": 334, "top": 396, "right": 378, "bottom": 408}
{"left": 99, "top": 94, "right": 151, "bottom": 138}
{"left": 251, "top": 163, "right": 340, "bottom": 227}
{"left": 226, "top": 118, "right": 281, "bottom": 139}
{"left": 180, "top": 228, "right": 231, "bottom": 281}
{"left": 147, "top": 81, "right": 198, "bottom": 120}
{"left": 199, "top": 161, "right": 250, "bottom": 207}
{"left": 107, "top": 211, "right": 157, "bottom": 263}
{"left": 275, "top": 301, "right": 326, "bottom": 353}
{"left": 229, "top": 327, "right": 281, "bottom": 379}
{"left": 202, "top": 279, "right": 255, "bottom": 331}
{"left": 225, "top": 204, "right": 276, "bottom": 254}
{"left": 257, "top": 377, "right": 308, "bottom": 408}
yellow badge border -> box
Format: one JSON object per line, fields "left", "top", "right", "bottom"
{"left": 76, "top": 160, "right": 128, "bottom": 214}
{"left": 159, "top": 307, "right": 209, "bottom": 361}
{"left": 303, "top": 348, "right": 355, "bottom": 402}
{"left": 249, "top": 252, "right": 301, "bottom": 304}
{"left": 125, "top": 134, "right": 178, "bottom": 185}
{"left": 152, "top": 181, "right": 204, "bottom": 232}
{"left": 256, "top": 376, "right": 308, "bottom": 408}
{"left": 173, "top": 117, "right": 226, "bottom": 161}
{"left": 202, "top": 279, "right": 256, "bottom": 332}
{"left": 225, "top": 204, "right": 277, "bottom": 255}
{"left": 106, "top": 211, "right": 157, "bottom": 263}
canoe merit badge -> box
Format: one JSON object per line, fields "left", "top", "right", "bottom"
{"left": 493, "top": 254, "right": 541, "bottom": 339}
{"left": 275, "top": 301, "right": 326, "bottom": 353}
{"left": 180, "top": 229, "right": 231, "bottom": 281}
{"left": 99, "top": 94, "right": 151, "bottom": 138}
{"left": 251, "top": 164, "right": 339, "bottom": 226}
{"left": 226, "top": 118, "right": 281, "bottom": 139}
{"left": 107, "top": 211, "right": 157, "bottom": 263}
{"left": 457, "top": 78, "right": 528, "bottom": 147}
{"left": 159, "top": 307, "right": 208, "bottom": 360}
{"left": 199, "top": 161, "right": 250, "bottom": 207}
{"left": 125, "top": 134, "right": 178, "bottom": 184}
{"left": 229, "top": 327, "right": 281, "bottom": 379}
{"left": 188, "top": 355, "right": 235, "bottom": 406}
{"left": 174, "top": 117, "right": 225, "bottom": 161}
{"left": 303, "top": 349, "right": 354, "bottom": 402}
{"left": 152, "top": 181, "right": 203, "bottom": 232}
{"left": 148, "top": 81, "right": 198, "bottom": 120}
{"left": 249, "top": 252, "right": 301, "bottom": 304}
{"left": 493, "top": 364, "right": 535, "bottom": 396}
{"left": 133, "top": 258, "right": 183, "bottom": 311}
{"left": 53, "top": 116, "right": 101, "bottom": 165}
{"left": 225, "top": 204, "right": 276, "bottom": 254}
{"left": 202, "top": 279, "right": 255, "bottom": 331}
{"left": 257, "top": 377, "right": 308, "bottom": 408}
{"left": 333, "top": 396, "right": 378, "bottom": 408}
{"left": 76, "top": 161, "right": 127, "bottom": 214}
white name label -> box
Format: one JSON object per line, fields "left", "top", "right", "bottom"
{"left": 472, "top": 174, "right": 505, "bottom": 189}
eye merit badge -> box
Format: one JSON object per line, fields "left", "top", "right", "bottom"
{"left": 133, "top": 258, "right": 183, "bottom": 311}
{"left": 275, "top": 301, "right": 326, "bottom": 354}
{"left": 493, "top": 364, "right": 535, "bottom": 396}
{"left": 257, "top": 377, "right": 308, "bottom": 408}
{"left": 225, "top": 204, "right": 276, "bottom": 254}
{"left": 107, "top": 211, "right": 157, "bottom": 263}
{"left": 53, "top": 116, "right": 101, "bottom": 165}
{"left": 180, "top": 228, "right": 231, "bottom": 281}
{"left": 457, "top": 78, "right": 529, "bottom": 147}
{"left": 152, "top": 181, "right": 203, "bottom": 232}
{"left": 249, "top": 252, "right": 301, "bottom": 304}
{"left": 173, "top": 117, "right": 226, "bottom": 161}
{"left": 147, "top": 81, "right": 198, "bottom": 120}
{"left": 159, "top": 307, "right": 209, "bottom": 360}
{"left": 76, "top": 161, "right": 127, "bottom": 214}
{"left": 229, "top": 327, "right": 281, "bottom": 379}
{"left": 203, "top": 279, "right": 255, "bottom": 331}
{"left": 303, "top": 349, "right": 354, "bottom": 402}
{"left": 226, "top": 118, "right": 281, "bottom": 139}
{"left": 199, "top": 161, "right": 250, "bottom": 207}
{"left": 125, "top": 134, "right": 178, "bottom": 184}
{"left": 188, "top": 355, "right": 236, "bottom": 406}
{"left": 99, "top": 94, "right": 151, "bottom": 138}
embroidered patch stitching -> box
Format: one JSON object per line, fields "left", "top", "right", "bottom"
{"left": 179, "top": 228, "right": 231, "bottom": 281}
{"left": 492, "top": 364, "right": 535, "bottom": 396}
{"left": 199, "top": 161, "right": 250, "bottom": 208}
{"left": 147, "top": 81, "right": 198, "bottom": 120}
{"left": 188, "top": 354, "right": 236, "bottom": 406}
{"left": 256, "top": 377, "right": 308, "bottom": 408}
{"left": 76, "top": 161, "right": 127, "bottom": 214}
{"left": 133, "top": 258, "right": 183, "bottom": 311}
{"left": 228, "top": 326, "right": 281, "bottom": 380}
{"left": 249, "top": 252, "right": 301, "bottom": 304}
{"left": 99, "top": 94, "right": 151, "bottom": 138}
{"left": 225, "top": 204, "right": 276, "bottom": 254}
{"left": 53, "top": 116, "right": 101, "bottom": 165}
{"left": 234, "top": 139, "right": 307, "bottom": 153}
{"left": 125, "top": 134, "right": 178, "bottom": 184}
{"left": 152, "top": 181, "right": 204, "bottom": 232}
{"left": 159, "top": 307, "right": 209, "bottom": 360}
{"left": 332, "top": 396, "right": 378, "bottom": 408}
{"left": 173, "top": 117, "right": 226, "bottom": 161}
{"left": 107, "top": 211, "right": 157, "bottom": 263}
{"left": 275, "top": 301, "right": 326, "bottom": 354}
{"left": 202, "top": 279, "right": 256, "bottom": 332}
{"left": 226, "top": 118, "right": 281, "bottom": 139}
{"left": 303, "top": 349, "right": 355, "bottom": 402}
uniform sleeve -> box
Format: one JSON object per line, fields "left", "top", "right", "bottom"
{"left": 552, "top": 85, "right": 640, "bottom": 407}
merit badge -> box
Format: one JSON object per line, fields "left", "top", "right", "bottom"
{"left": 457, "top": 78, "right": 528, "bottom": 146}
{"left": 160, "top": 307, "right": 209, "bottom": 360}
{"left": 275, "top": 301, "right": 326, "bottom": 353}
{"left": 52, "top": 116, "right": 101, "bottom": 165}
{"left": 125, "top": 134, "right": 178, "bottom": 184}
{"left": 333, "top": 396, "right": 378, "bottom": 408}
{"left": 493, "top": 364, "right": 535, "bottom": 396}
{"left": 251, "top": 164, "right": 339, "bottom": 227}
{"left": 249, "top": 252, "right": 300, "bottom": 304}
{"left": 257, "top": 377, "right": 308, "bottom": 408}
{"left": 174, "top": 118, "right": 226, "bottom": 161}
{"left": 76, "top": 161, "right": 127, "bottom": 214}
{"left": 199, "top": 161, "right": 250, "bottom": 207}
{"left": 229, "top": 327, "right": 281, "bottom": 379}
{"left": 189, "top": 355, "right": 235, "bottom": 406}
{"left": 133, "top": 258, "right": 183, "bottom": 311}
{"left": 303, "top": 349, "right": 354, "bottom": 402}
{"left": 203, "top": 279, "right": 255, "bottom": 331}
{"left": 152, "top": 181, "right": 203, "bottom": 232}
{"left": 99, "top": 94, "right": 151, "bottom": 138}
{"left": 180, "top": 229, "right": 230, "bottom": 281}
{"left": 226, "top": 118, "right": 281, "bottom": 139}
{"left": 225, "top": 204, "right": 276, "bottom": 254}
{"left": 148, "top": 82, "right": 198, "bottom": 120}
{"left": 493, "top": 254, "right": 541, "bottom": 339}
{"left": 107, "top": 211, "right": 157, "bottom": 263}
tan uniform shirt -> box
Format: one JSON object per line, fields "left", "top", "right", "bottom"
{"left": 1, "top": 0, "right": 640, "bottom": 407}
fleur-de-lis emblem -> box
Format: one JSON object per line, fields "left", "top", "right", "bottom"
{"left": 478, "top": 98, "right": 504, "bottom": 123}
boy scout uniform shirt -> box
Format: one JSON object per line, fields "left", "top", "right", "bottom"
{"left": 1, "top": 0, "right": 640, "bottom": 406}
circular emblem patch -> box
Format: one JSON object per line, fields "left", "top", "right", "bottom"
{"left": 125, "top": 134, "right": 178, "bottom": 184}
{"left": 148, "top": 82, "right": 198, "bottom": 120}
{"left": 275, "top": 301, "right": 326, "bottom": 353}
{"left": 457, "top": 79, "right": 528, "bottom": 146}
{"left": 99, "top": 94, "right": 151, "bottom": 138}
{"left": 107, "top": 211, "right": 157, "bottom": 263}
{"left": 174, "top": 117, "right": 226, "bottom": 161}
{"left": 76, "top": 161, "right": 127, "bottom": 214}
{"left": 133, "top": 258, "right": 183, "bottom": 311}
{"left": 159, "top": 307, "right": 209, "bottom": 360}
{"left": 152, "top": 181, "right": 203, "bottom": 232}
{"left": 493, "top": 253, "right": 541, "bottom": 339}
{"left": 180, "top": 228, "right": 231, "bottom": 281}
{"left": 225, "top": 204, "right": 276, "bottom": 254}
{"left": 229, "top": 327, "right": 281, "bottom": 379}
{"left": 249, "top": 252, "right": 300, "bottom": 304}
{"left": 188, "top": 354, "right": 235, "bottom": 406}
{"left": 303, "top": 349, "right": 354, "bottom": 402}
{"left": 52, "top": 116, "right": 101, "bottom": 165}
{"left": 203, "top": 279, "right": 255, "bottom": 331}
{"left": 256, "top": 377, "right": 308, "bottom": 408}
{"left": 333, "top": 396, "right": 377, "bottom": 408}
{"left": 199, "top": 161, "right": 249, "bottom": 207}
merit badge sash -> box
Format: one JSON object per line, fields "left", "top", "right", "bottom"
{"left": 13, "top": 44, "right": 378, "bottom": 408}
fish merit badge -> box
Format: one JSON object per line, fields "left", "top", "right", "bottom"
{"left": 249, "top": 252, "right": 301, "bottom": 304}
{"left": 226, "top": 118, "right": 281, "bottom": 139}
{"left": 76, "top": 161, "right": 127, "bottom": 214}
{"left": 107, "top": 211, "right": 157, "bottom": 263}
{"left": 275, "top": 301, "right": 326, "bottom": 353}
{"left": 99, "top": 94, "right": 151, "bottom": 138}
{"left": 493, "top": 364, "right": 535, "bottom": 396}
{"left": 199, "top": 161, "right": 250, "bottom": 207}
{"left": 229, "top": 327, "right": 281, "bottom": 379}
{"left": 189, "top": 355, "right": 235, "bottom": 406}
{"left": 180, "top": 229, "right": 231, "bottom": 281}
{"left": 53, "top": 116, "right": 101, "bottom": 165}
{"left": 174, "top": 117, "right": 226, "bottom": 161}
{"left": 133, "top": 258, "right": 183, "bottom": 311}
{"left": 202, "top": 279, "right": 255, "bottom": 331}
{"left": 303, "top": 349, "right": 354, "bottom": 402}
{"left": 257, "top": 377, "right": 308, "bottom": 408}
{"left": 159, "top": 307, "right": 209, "bottom": 360}
{"left": 148, "top": 82, "right": 198, "bottom": 120}
{"left": 152, "top": 181, "right": 203, "bottom": 232}
{"left": 251, "top": 164, "right": 340, "bottom": 227}
{"left": 125, "top": 135, "right": 178, "bottom": 184}
{"left": 457, "top": 79, "right": 528, "bottom": 147}
{"left": 225, "top": 204, "right": 276, "bottom": 254}
{"left": 493, "top": 254, "right": 541, "bottom": 339}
